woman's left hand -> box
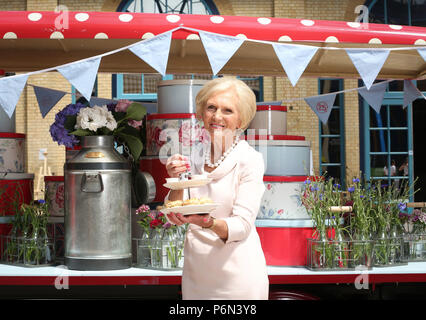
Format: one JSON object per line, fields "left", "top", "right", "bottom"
{"left": 167, "top": 212, "right": 213, "bottom": 228}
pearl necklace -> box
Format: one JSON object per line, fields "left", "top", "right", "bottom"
{"left": 205, "top": 135, "right": 240, "bottom": 168}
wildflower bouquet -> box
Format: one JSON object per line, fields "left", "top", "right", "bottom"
{"left": 301, "top": 175, "right": 344, "bottom": 240}
{"left": 2, "top": 200, "right": 55, "bottom": 266}
{"left": 50, "top": 100, "right": 146, "bottom": 161}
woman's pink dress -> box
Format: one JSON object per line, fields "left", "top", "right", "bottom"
{"left": 168, "top": 140, "right": 269, "bottom": 300}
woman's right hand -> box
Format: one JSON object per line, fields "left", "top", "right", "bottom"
{"left": 165, "top": 154, "right": 190, "bottom": 178}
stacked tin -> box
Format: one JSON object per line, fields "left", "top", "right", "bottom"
{"left": 248, "top": 104, "right": 314, "bottom": 266}
{"left": 140, "top": 79, "right": 208, "bottom": 203}
{"left": 0, "top": 118, "right": 34, "bottom": 236}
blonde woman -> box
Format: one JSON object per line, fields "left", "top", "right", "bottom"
{"left": 165, "top": 77, "right": 269, "bottom": 300}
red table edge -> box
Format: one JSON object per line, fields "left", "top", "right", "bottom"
{"left": 2, "top": 273, "right": 426, "bottom": 286}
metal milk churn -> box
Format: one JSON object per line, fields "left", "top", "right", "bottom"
{"left": 64, "top": 135, "right": 132, "bottom": 270}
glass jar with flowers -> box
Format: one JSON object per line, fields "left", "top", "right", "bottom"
{"left": 2, "top": 200, "right": 55, "bottom": 266}
{"left": 400, "top": 207, "right": 426, "bottom": 261}
{"left": 302, "top": 175, "right": 352, "bottom": 270}
{"left": 346, "top": 177, "right": 375, "bottom": 268}
{"left": 134, "top": 204, "right": 186, "bottom": 269}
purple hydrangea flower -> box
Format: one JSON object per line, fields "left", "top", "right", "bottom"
{"left": 49, "top": 103, "right": 87, "bottom": 148}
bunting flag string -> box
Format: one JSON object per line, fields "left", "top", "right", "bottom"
{"left": 357, "top": 81, "right": 388, "bottom": 114}
{"left": 199, "top": 30, "right": 245, "bottom": 75}
{"left": 0, "top": 25, "right": 425, "bottom": 121}
{"left": 33, "top": 86, "right": 67, "bottom": 118}
{"left": 345, "top": 49, "right": 390, "bottom": 90}
{"left": 403, "top": 80, "right": 425, "bottom": 108}
{"left": 129, "top": 31, "right": 172, "bottom": 76}
{"left": 304, "top": 92, "right": 337, "bottom": 125}
{"left": 272, "top": 43, "right": 319, "bottom": 87}
{"left": 0, "top": 74, "right": 29, "bottom": 118}
{"left": 57, "top": 57, "right": 101, "bottom": 101}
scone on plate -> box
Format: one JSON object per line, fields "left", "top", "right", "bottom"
{"left": 199, "top": 197, "right": 213, "bottom": 204}
{"left": 164, "top": 200, "right": 183, "bottom": 208}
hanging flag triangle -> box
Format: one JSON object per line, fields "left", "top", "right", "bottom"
{"left": 129, "top": 31, "right": 172, "bottom": 76}
{"left": 358, "top": 81, "right": 387, "bottom": 114}
{"left": 89, "top": 97, "right": 117, "bottom": 107}
{"left": 345, "top": 49, "right": 390, "bottom": 90}
{"left": 304, "top": 93, "right": 337, "bottom": 125}
{"left": 33, "top": 85, "right": 67, "bottom": 118}
{"left": 417, "top": 48, "right": 426, "bottom": 62}
{"left": 272, "top": 43, "right": 319, "bottom": 86}
{"left": 199, "top": 31, "right": 244, "bottom": 75}
{"left": 0, "top": 74, "right": 29, "bottom": 118}
{"left": 403, "top": 80, "right": 424, "bottom": 108}
{"left": 57, "top": 57, "right": 101, "bottom": 101}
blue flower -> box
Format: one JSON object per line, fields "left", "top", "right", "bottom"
{"left": 304, "top": 179, "right": 311, "bottom": 185}
{"left": 334, "top": 183, "right": 341, "bottom": 189}
{"left": 348, "top": 187, "right": 355, "bottom": 193}
{"left": 353, "top": 178, "right": 360, "bottom": 183}
{"left": 398, "top": 202, "right": 407, "bottom": 211}
{"left": 37, "top": 199, "right": 46, "bottom": 204}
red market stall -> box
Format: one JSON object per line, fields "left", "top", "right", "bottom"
{"left": 1, "top": 11, "right": 426, "bottom": 299}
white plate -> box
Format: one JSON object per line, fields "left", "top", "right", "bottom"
{"left": 160, "top": 203, "right": 219, "bottom": 215}
{"left": 163, "top": 178, "right": 212, "bottom": 190}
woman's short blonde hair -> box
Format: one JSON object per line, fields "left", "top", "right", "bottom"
{"left": 195, "top": 77, "right": 257, "bottom": 130}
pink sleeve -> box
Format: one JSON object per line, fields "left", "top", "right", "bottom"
{"left": 222, "top": 152, "right": 265, "bottom": 243}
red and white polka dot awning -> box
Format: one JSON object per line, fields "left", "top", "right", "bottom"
{"left": 0, "top": 11, "right": 425, "bottom": 79}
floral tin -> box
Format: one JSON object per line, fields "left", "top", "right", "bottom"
{"left": 0, "top": 133, "right": 25, "bottom": 173}
{"left": 258, "top": 176, "right": 310, "bottom": 220}
{"left": 145, "top": 113, "right": 207, "bottom": 156}
{"left": 44, "top": 176, "right": 64, "bottom": 217}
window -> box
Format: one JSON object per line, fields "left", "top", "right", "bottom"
{"left": 360, "top": 0, "right": 426, "bottom": 201}
{"left": 318, "top": 79, "right": 345, "bottom": 187}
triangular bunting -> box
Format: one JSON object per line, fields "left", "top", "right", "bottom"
{"left": 304, "top": 93, "right": 337, "bottom": 125}
{"left": 129, "top": 31, "right": 172, "bottom": 76}
{"left": 33, "top": 86, "right": 67, "bottom": 118}
{"left": 89, "top": 97, "right": 117, "bottom": 107}
{"left": 358, "top": 81, "right": 387, "bottom": 114}
{"left": 403, "top": 80, "right": 423, "bottom": 108}
{"left": 272, "top": 43, "right": 319, "bottom": 86}
{"left": 417, "top": 48, "right": 426, "bottom": 62}
{"left": 199, "top": 31, "right": 244, "bottom": 75}
{"left": 57, "top": 57, "right": 101, "bottom": 101}
{"left": 0, "top": 74, "right": 29, "bottom": 118}
{"left": 345, "top": 49, "right": 390, "bottom": 90}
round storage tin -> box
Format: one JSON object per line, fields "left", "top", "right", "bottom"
{"left": 244, "top": 135, "right": 311, "bottom": 176}
{"left": 259, "top": 175, "right": 310, "bottom": 220}
{"left": 0, "top": 172, "right": 34, "bottom": 215}
{"left": 44, "top": 176, "right": 64, "bottom": 217}
{"left": 256, "top": 219, "right": 315, "bottom": 266}
{"left": 0, "top": 133, "right": 25, "bottom": 173}
{"left": 157, "top": 79, "right": 208, "bottom": 114}
{"left": 248, "top": 105, "right": 287, "bottom": 136}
